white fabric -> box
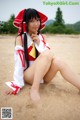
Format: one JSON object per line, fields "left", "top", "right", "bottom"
{"left": 5, "top": 81, "right": 21, "bottom": 94}
{"left": 25, "top": 33, "right": 49, "bottom": 53}
{"left": 5, "top": 34, "right": 50, "bottom": 92}
{"left": 5, "top": 81, "right": 16, "bottom": 91}
{"left": 22, "top": 33, "right": 33, "bottom": 48}
{"left": 13, "top": 46, "right": 25, "bottom": 88}
{"left": 5, "top": 45, "right": 25, "bottom": 89}
{"left": 34, "top": 34, "right": 49, "bottom": 53}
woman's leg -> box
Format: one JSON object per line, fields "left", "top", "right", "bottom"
{"left": 5, "top": 50, "right": 53, "bottom": 96}
{"left": 44, "top": 57, "right": 80, "bottom": 90}
{"left": 24, "top": 50, "right": 53, "bottom": 101}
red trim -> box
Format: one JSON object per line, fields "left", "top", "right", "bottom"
{"left": 13, "top": 9, "right": 48, "bottom": 34}
{"left": 46, "top": 46, "right": 50, "bottom": 49}
{"left": 23, "top": 22, "right": 26, "bottom": 33}
{"left": 27, "top": 45, "right": 36, "bottom": 60}
{"left": 41, "top": 34, "right": 46, "bottom": 44}
{"left": 28, "top": 45, "right": 33, "bottom": 52}
{"left": 11, "top": 82, "right": 21, "bottom": 95}
{"left": 41, "top": 34, "right": 50, "bottom": 49}
{"left": 17, "top": 50, "right": 25, "bottom": 67}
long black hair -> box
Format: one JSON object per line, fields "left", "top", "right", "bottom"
{"left": 22, "top": 8, "right": 41, "bottom": 68}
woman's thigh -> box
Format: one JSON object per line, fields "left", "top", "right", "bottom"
{"left": 43, "top": 57, "right": 59, "bottom": 83}
{"left": 24, "top": 51, "right": 45, "bottom": 85}
{"left": 24, "top": 49, "right": 53, "bottom": 85}
{"left": 24, "top": 60, "right": 37, "bottom": 85}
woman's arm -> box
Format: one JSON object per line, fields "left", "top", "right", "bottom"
{"left": 5, "top": 36, "right": 25, "bottom": 95}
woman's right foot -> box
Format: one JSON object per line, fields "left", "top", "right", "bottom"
{"left": 30, "top": 88, "right": 40, "bottom": 102}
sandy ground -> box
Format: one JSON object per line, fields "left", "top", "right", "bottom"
{"left": 0, "top": 34, "right": 80, "bottom": 120}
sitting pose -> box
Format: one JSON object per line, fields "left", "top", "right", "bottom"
{"left": 5, "top": 8, "right": 80, "bottom": 101}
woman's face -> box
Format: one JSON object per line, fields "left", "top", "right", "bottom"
{"left": 28, "top": 17, "right": 40, "bottom": 35}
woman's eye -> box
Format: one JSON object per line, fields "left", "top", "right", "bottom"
{"left": 36, "top": 18, "right": 40, "bottom": 21}
{"left": 29, "top": 20, "right": 33, "bottom": 22}
{"left": 29, "top": 18, "right": 40, "bottom": 23}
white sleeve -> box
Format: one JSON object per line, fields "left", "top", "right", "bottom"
{"left": 5, "top": 45, "right": 25, "bottom": 94}
{"left": 34, "top": 34, "right": 50, "bottom": 53}
{"left": 13, "top": 45, "right": 25, "bottom": 88}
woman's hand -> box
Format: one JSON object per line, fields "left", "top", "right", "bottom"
{"left": 31, "top": 34, "right": 40, "bottom": 45}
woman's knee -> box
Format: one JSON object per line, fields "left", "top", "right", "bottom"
{"left": 53, "top": 57, "right": 67, "bottom": 70}
{"left": 40, "top": 50, "right": 53, "bottom": 61}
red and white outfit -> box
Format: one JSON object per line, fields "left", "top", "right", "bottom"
{"left": 5, "top": 9, "right": 50, "bottom": 95}
{"left": 5, "top": 33, "right": 50, "bottom": 94}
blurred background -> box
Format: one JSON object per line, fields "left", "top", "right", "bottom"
{"left": 0, "top": 0, "right": 80, "bottom": 34}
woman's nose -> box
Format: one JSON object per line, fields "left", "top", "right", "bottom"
{"left": 34, "top": 21, "right": 38, "bottom": 25}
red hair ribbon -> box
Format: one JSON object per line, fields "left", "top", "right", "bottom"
{"left": 23, "top": 22, "right": 27, "bottom": 33}
{"left": 13, "top": 9, "right": 48, "bottom": 34}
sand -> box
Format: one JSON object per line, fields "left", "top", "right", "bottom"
{"left": 0, "top": 34, "right": 80, "bottom": 120}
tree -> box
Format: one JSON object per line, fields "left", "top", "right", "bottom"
{"left": 42, "top": 7, "right": 80, "bottom": 34}
{"left": 53, "top": 7, "right": 65, "bottom": 27}
{"left": 8, "top": 14, "right": 18, "bottom": 33}
{"left": 0, "top": 14, "right": 18, "bottom": 34}
{"left": 1, "top": 22, "right": 9, "bottom": 33}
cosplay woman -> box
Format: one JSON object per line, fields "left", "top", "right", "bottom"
{"left": 5, "top": 8, "right": 80, "bottom": 101}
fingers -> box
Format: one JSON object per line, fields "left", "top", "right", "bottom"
{"left": 31, "top": 34, "right": 38, "bottom": 41}
{"left": 5, "top": 89, "right": 14, "bottom": 95}
{"left": 30, "top": 33, "right": 40, "bottom": 45}
{"left": 31, "top": 34, "right": 37, "bottom": 38}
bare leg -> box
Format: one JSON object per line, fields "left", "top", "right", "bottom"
{"left": 24, "top": 50, "right": 53, "bottom": 101}
{"left": 59, "top": 61, "right": 80, "bottom": 89}
{"left": 30, "top": 50, "right": 53, "bottom": 101}
{"left": 44, "top": 57, "right": 80, "bottom": 90}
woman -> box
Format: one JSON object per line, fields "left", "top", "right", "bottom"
{"left": 5, "top": 8, "right": 80, "bottom": 101}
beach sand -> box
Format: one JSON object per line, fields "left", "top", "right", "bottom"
{"left": 0, "top": 34, "right": 80, "bottom": 120}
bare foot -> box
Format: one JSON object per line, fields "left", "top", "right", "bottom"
{"left": 5, "top": 88, "right": 14, "bottom": 95}
{"left": 30, "top": 89, "right": 40, "bottom": 102}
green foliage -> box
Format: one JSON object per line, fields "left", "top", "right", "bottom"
{"left": 8, "top": 15, "right": 17, "bottom": 33}
{"left": 42, "top": 23, "right": 80, "bottom": 34}
{"left": 42, "top": 24, "right": 65, "bottom": 34}
{"left": 66, "top": 22, "right": 80, "bottom": 34}
{"left": 42, "top": 7, "right": 66, "bottom": 34}
{"left": 0, "top": 8, "right": 80, "bottom": 34}
{"left": 42, "top": 7, "right": 80, "bottom": 34}
{"left": 0, "top": 22, "right": 9, "bottom": 33}
{"left": 0, "top": 14, "right": 18, "bottom": 34}
{"left": 54, "top": 8, "right": 65, "bottom": 26}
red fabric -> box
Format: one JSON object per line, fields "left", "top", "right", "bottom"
{"left": 13, "top": 9, "right": 48, "bottom": 34}
{"left": 11, "top": 82, "right": 21, "bottom": 95}
{"left": 41, "top": 34, "right": 50, "bottom": 50}
{"left": 28, "top": 46, "right": 36, "bottom": 61}
{"left": 13, "top": 9, "right": 25, "bottom": 28}
{"left": 23, "top": 22, "right": 27, "bottom": 33}
{"left": 38, "top": 11, "right": 48, "bottom": 23}
{"left": 17, "top": 46, "right": 36, "bottom": 62}
{"left": 17, "top": 50, "right": 25, "bottom": 67}
{"left": 41, "top": 34, "right": 46, "bottom": 44}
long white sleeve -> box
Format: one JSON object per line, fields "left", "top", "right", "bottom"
{"left": 13, "top": 45, "right": 25, "bottom": 88}
{"left": 5, "top": 45, "right": 26, "bottom": 94}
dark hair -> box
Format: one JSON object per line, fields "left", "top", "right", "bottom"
{"left": 23, "top": 8, "right": 41, "bottom": 33}
{"left": 23, "top": 8, "right": 41, "bottom": 68}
